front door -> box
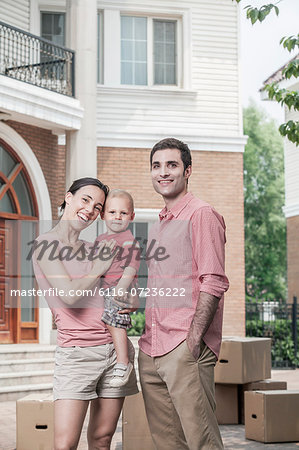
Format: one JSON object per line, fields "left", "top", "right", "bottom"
{"left": 0, "top": 139, "right": 39, "bottom": 343}
{"left": 0, "top": 219, "right": 14, "bottom": 342}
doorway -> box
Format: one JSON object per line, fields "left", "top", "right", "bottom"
{"left": 0, "top": 138, "right": 39, "bottom": 343}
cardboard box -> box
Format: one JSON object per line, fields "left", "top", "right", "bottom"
{"left": 245, "top": 390, "right": 299, "bottom": 443}
{"left": 240, "top": 379, "right": 287, "bottom": 424}
{"left": 16, "top": 393, "right": 54, "bottom": 450}
{"left": 122, "top": 392, "right": 155, "bottom": 450}
{"left": 214, "top": 337, "right": 271, "bottom": 384}
{"left": 215, "top": 384, "right": 239, "bottom": 424}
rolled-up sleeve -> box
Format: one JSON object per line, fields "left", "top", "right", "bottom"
{"left": 192, "top": 207, "right": 229, "bottom": 298}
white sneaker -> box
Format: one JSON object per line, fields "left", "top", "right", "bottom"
{"left": 110, "top": 362, "right": 133, "bottom": 387}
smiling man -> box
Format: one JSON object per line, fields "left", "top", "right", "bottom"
{"left": 138, "top": 138, "right": 229, "bottom": 449}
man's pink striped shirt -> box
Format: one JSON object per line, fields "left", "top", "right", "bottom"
{"left": 138, "top": 192, "right": 229, "bottom": 359}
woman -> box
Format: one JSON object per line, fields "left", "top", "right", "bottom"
{"left": 32, "top": 177, "right": 138, "bottom": 450}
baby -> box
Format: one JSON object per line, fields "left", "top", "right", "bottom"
{"left": 96, "top": 189, "right": 140, "bottom": 387}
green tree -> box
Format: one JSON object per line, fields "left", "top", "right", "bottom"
{"left": 244, "top": 101, "right": 286, "bottom": 301}
{"left": 234, "top": 0, "right": 299, "bottom": 146}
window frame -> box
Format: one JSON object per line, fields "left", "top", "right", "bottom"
{"left": 120, "top": 15, "right": 148, "bottom": 86}
{"left": 151, "top": 18, "right": 178, "bottom": 86}
{"left": 120, "top": 13, "right": 181, "bottom": 88}
{"left": 40, "top": 11, "right": 66, "bottom": 46}
{"left": 99, "top": 6, "right": 190, "bottom": 90}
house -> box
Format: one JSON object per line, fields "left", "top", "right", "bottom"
{"left": 0, "top": 0, "right": 247, "bottom": 345}
{"left": 262, "top": 55, "right": 299, "bottom": 305}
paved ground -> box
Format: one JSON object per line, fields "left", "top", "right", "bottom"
{"left": 1, "top": 369, "right": 298, "bottom": 450}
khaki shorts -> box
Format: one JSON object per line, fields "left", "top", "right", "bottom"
{"left": 53, "top": 340, "right": 138, "bottom": 401}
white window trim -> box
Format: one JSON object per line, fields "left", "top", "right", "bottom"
{"left": 100, "top": 5, "right": 191, "bottom": 90}
{"left": 134, "top": 208, "right": 160, "bottom": 224}
{"left": 97, "top": 11, "right": 104, "bottom": 84}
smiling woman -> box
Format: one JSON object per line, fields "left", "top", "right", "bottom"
{"left": 59, "top": 177, "right": 108, "bottom": 222}
{"left": 31, "top": 177, "right": 138, "bottom": 450}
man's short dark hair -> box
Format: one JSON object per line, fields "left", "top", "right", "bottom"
{"left": 150, "top": 138, "right": 192, "bottom": 171}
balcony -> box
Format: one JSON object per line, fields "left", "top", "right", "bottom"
{"left": 0, "top": 20, "right": 75, "bottom": 97}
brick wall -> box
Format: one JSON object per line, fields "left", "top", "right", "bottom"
{"left": 98, "top": 147, "right": 245, "bottom": 336}
{"left": 287, "top": 215, "right": 299, "bottom": 303}
{"left": 6, "top": 121, "right": 66, "bottom": 220}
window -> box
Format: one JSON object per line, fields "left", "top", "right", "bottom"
{"left": 153, "top": 20, "right": 176, "bottom": 85}
{"left": 128, "top": 221, "right": 149, "bottom": 292}
{"left": 121, "top": 16, "right": 147, "bottom": 85}
{"left": 120, "top": 15, "right": 177, "bottom": 86}
{"left": 41, "top": 12, "right": 65, "bottom": 46}
{"left": 40, "top": 12, "right": 66, "bottom": 81}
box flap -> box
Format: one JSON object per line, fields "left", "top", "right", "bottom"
{"left": 17, "top": 393, "right": 53, "bottom": 403}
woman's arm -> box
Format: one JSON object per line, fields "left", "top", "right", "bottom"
{"left": 36, "top": 239, "right": 116, "bottom": 305}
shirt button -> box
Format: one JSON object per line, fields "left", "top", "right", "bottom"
{"left": 152, "top": 323, "right": 155, "bottom": 327}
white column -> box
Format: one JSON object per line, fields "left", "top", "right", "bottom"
{"left": 65, "top": 0, "right": 97, "bottom": 189}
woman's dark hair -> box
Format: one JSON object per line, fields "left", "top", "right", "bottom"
{"left": 60, "top": 177, "right": 109, "bottom": 211}
{"left": 150, "top": 137, "right": 192, "bottom": 172}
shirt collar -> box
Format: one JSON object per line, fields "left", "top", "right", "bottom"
{"left": 159, "top": 192, "right": 194, "bottom": 221}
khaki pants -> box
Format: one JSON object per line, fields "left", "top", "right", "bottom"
{"left": 138, "top": 340, "right": 223, "bottom": 450}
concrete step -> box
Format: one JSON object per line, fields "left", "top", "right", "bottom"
{"left": 0, "top": 358, "right": 54, "bottom": 373}
{"left": 0, "top": 383, "right": 53, "bottom": 402}
{"left": 0, "top": 345, "right": 56, "bottom": 360}
{"left": 0, "top": 370, "right": 54, "bottom": 387}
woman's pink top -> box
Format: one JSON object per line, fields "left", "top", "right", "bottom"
{"left": 32, "top": 234, "right": 112, "bottom": 347}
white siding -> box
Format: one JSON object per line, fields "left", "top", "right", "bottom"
{"left": 96, "top": 0, "right": 242, "bottom": 149}
{"left": 284, "top": 105, "right": 299, "bottom": 211}
{"left": 0, "top": 0, "right": 30, "bottom": 31}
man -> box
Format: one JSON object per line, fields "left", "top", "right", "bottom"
{"left": 138, "top": 138, "right": 229, "bottom": 449}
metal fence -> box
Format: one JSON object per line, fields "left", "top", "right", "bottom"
{"left": 0, "top": 20, "right": 75, "bottom": 96}
{"left": 246, "top": 296, "right": 298, "bottom": 368}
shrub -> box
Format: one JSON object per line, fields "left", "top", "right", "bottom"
{"left": 127, "top": 312, "right": 145, "bottom": 336}
{"left": 246, "top": 318, "right": 299, "bottom": 367}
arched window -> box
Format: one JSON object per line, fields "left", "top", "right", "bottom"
{"left": 0, "top": 139, "right": 38, "bottom": 219}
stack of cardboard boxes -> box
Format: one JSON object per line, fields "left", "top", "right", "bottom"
{"left": 215, "top": 337, "right": 299, "bottom": 443}
{"left": 16, "top": 337, "right": 299, "bottom": 448}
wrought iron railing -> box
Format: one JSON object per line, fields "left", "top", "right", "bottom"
{"left": 0, "top": 20, "right": 75, "bottom": 96}
{"left": 246, "top": 297, "right": 298, "bottom": 368}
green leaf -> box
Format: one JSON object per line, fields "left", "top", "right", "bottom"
{"left": 247, "top": 7, "right": 259, "bottom": 24}
{"left": 278, "top": 120, "right": 299, "bottom": 146}
{"left": 258, "top": 9, "right": 267, "bottom": 21}
{"left": 282, "top": 60, "right": 299, "bottom": 79}
{"left": 241, "top": 2, "right": 282, "bottom": 24}
{"left": 280, "top": 34, "right": 299, "bottom": 52}
{"left": 280, "top": 36, "right": 286, "bottom": 45}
